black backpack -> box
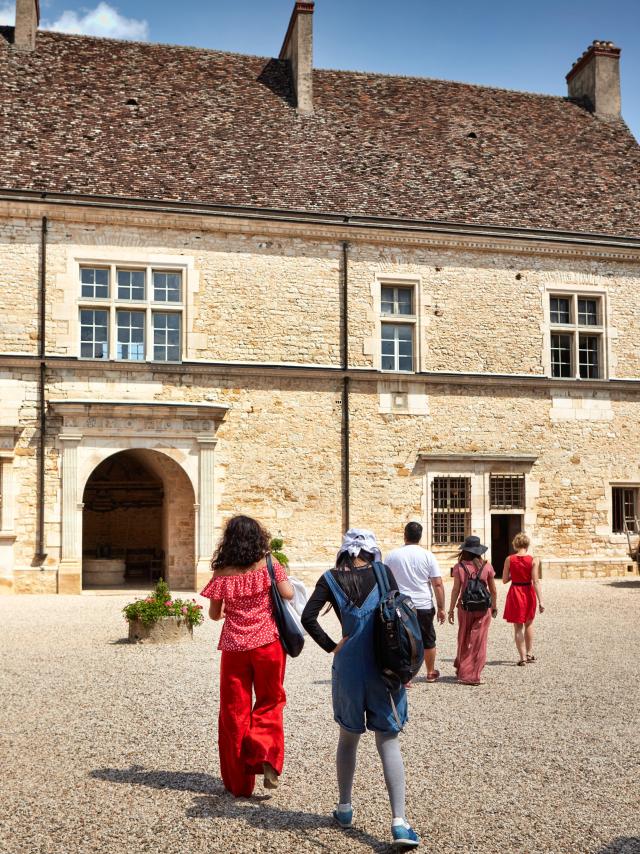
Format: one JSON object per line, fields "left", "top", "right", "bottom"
{"left": 460, "top": 561, "right": 491, "bottom": 612}
{"left": 372, "top": 561, "right": 425, "bottom": 690}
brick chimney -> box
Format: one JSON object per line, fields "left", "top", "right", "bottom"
{"left": 14, "top": 0, "right": 40, "bottom": 51}
{"left": 279, "top": 1, "right": 314, "bottom": 114}
{"left": 566, "top": 40, "right": 621, "bottom": 119}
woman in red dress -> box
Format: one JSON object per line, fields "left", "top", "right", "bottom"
{"left": 201, "top": 515, "right": 294, "bottom": 797}
{"left": 502, "top": 532, "right": 545, "bottom": 666}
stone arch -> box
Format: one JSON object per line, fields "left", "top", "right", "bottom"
{"left": 81, "top": 448, "right": 196, "bottom": 590}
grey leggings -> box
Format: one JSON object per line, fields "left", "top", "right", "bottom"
{"left": 336, "top": 727, "right": 406, "bottom": 818}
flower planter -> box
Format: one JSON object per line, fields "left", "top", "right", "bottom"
{"left": 127, "top": 615, "right": 194, "bottom": 644}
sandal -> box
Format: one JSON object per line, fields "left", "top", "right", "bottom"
{"left": 526, "top": 655, "right": 536, "bottom": 663}
{"left": 517, "top": 660, "right": 527, "bottom": 667}
{"left": 426, "top": 669, "right": 440, "bottom": 683}
{"left": 263, "top": 762, "right": 279, "bottom": 790}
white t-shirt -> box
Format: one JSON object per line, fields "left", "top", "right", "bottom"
{"left": 385, "top": 544, "right": 442, "bottom": 610}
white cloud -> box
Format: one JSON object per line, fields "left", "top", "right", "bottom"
{"left": 0, "top": 2, "right": 149, "bottom": 40}
{"left": 45, "top": 2, "right": 148, "bottom": 40}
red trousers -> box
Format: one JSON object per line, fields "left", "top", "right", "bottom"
{"left": 218, "top": 639, "right": 287, "bottom": 797}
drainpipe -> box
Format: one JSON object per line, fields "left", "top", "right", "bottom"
{"left": 36, "top": 216, "right": 47, "bottom": 561}
{"left": 341, "top": 240, "right": 350, "bottom": 533}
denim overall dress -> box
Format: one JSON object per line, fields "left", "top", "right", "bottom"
{"left": 324, "top": 570, "right": 408, "bottom": 734}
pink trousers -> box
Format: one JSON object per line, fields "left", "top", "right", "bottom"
{"left": 454, "top": 608, "right": 492, "bottom": 684}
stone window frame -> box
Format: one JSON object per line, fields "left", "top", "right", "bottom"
{"left": 76, "top": 260, "right": 187, "bottom": 364}
{"left": 543, "top": 285, "right": 609, "bottom": 380}
{"left": 375, "top": 275, "right": 422, "bottom": 374}
{"left": 609, "top": 483, "right": 640, "bottom": 536}
{"left": 0, "top": 453, "right": 15, "bottom": 536}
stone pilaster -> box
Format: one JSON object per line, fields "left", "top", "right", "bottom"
{"left": 58, "top": 433, "right": 83, "bottom": 594}
{"left": 196, "top": 436, "right": 217, "bottom": 588}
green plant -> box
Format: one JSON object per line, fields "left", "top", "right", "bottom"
{"left": 270, "top": 536, "right": 289, "bottom": 567}
{"left": 123, "top": 578, "right": 205, "bottom": 627}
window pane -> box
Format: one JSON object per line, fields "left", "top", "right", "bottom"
{"left": 380, "top": 323, "right": 413, "bottom": 371}
{"left": 152, "top": 313, "right": 181, "bottom": 362}
{"left": 153, "top": 271, "right": 182, "bottom": 302}
{"left": 579, "top": 335, "right": 599, "bottom": 379}
{"left": 551, "top": 333, "right": 572, "bottom": 378}
{"left": 550, "top": 297, "right": 570, "bottom": 324}
{"left": 578, "top": 298, "right": 599, "bottom": 326}
{"left": 116, "top": 310, "right": 145, "bottom": 360}
{"left": 80, "top": 267, "right": 109, "bottom": 299}
{"left": 612, "top": 487, "right": 639, "bottom": 533}
{"left": 79, "top": 309, "right": 108, "bottom": 359}
{"left": 117, "top": 269, "right": 146, "bottom": 301}
{"left": 381, "top": 355, "right": 395, "bottom": 370}
{"left": 396, "top": 288, "right": 412, "bottom": 315}
{"left": 490, "top": 475, "right": 525, "bottom": 510}
{"left": 381, "top": 287, "right": 395, "bottom": 315}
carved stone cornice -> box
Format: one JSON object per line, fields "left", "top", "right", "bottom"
{"left": 1, "top": 196, "right": 640, "bottom": 263}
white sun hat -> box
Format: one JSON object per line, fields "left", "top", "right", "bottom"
{"left": 337, "top": 528, "right": 382, "bottom": 563}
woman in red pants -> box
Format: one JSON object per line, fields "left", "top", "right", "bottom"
{"left": 201, "top": 515, "right": 293, "bottom": 797}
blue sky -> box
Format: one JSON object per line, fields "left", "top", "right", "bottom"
{"left": 2, "top": 0, "right": 639, "bottom": 140}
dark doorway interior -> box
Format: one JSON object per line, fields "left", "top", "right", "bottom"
{"left": 491, "top": 514, "right": 524, "bottom": 578}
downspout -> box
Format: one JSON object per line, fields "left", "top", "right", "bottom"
{"left": 36, "top": 216, "right": 47, "bottom": 561}
{"left": 341, "top": 239, "right": 350, "bottom": 533}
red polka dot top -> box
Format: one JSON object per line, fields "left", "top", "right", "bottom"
{"left": 200, "top": 560, "right": 287, "bottom": 652}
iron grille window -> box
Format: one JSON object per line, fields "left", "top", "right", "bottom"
{"left": 431, "top": 477, "right": 471, "bottom": 545}
{"left": 490, "top": 475, "right": 525, "bottom": 510}
{"left": 612, "top": 487, "right": 639, "bottom": 534}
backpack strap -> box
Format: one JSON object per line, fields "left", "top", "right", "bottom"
{"left": 372, "top": 561, "right": 390, "bottom": 595}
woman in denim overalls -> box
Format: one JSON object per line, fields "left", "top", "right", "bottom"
{"left": 302, "top": 529, "right": 420, "bottom": 849}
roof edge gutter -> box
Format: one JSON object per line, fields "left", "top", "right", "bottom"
{"left": 1, "top": 188, "right": 640, "bottom": 251}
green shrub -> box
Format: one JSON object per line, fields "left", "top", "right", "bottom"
{"left": 123, "top": 578, "right": 205, "bottom": 628}
{"left": 270, "top": 536, "right": 289, "bottom": 567}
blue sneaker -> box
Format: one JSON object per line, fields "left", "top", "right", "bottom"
{"left": 391, "top": 823, "right": 420, "bottom": 848}
{"left": 332, "top": 807, "right": 353, "bottom": 828}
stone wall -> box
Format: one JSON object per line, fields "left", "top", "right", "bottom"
{"left": 0, "top": 202, "right": 639, "bottom": 592}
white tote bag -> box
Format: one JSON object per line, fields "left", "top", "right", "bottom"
{"left": 286, "top": 576, "right": 309, "bottom": 635}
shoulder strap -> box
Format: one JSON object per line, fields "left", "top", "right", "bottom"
{"left": 372, "top": 561, "right": 390, "bottom": 595}
{"left": 323, "top": 568, "right": 347, "bottom": 606}
{"left": 265, "top": 553, "right": 275, "bottom": 583}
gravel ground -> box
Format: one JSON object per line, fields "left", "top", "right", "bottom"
{"left": 1, "top": 579, "right": 639, "bottom": 854}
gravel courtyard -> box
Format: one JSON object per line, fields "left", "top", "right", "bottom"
{"left": 1, "top": 579, "right": 639, "bottom": 854}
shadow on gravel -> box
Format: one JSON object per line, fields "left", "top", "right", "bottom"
{"left": 91, "top": 766, "right": 223, "bottom": 794}
{"left": 595, "top": 838, "right": 640, "bottom": 853}
{"left": 603, "top": 580, "right": 640, "bottom": 589}
{"left": 188, "top": 794, "right": 387, "bottom": 852}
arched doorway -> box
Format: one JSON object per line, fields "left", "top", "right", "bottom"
{"left": 81, "top": 449, "right": 195, "bottom": 590}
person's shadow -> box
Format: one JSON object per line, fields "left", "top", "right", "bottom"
{"left": 595, "top": 838, "right": 640, "bottom": 853}
{"left": 91, "top": 766, "right": 388, "bottom": 851}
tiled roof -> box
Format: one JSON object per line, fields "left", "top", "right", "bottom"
{"left": 1, "top": 29, "right": 639, "bottom": 237}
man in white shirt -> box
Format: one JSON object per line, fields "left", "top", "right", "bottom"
{"left": 385, "top": 522, "right": 446, "bottom": 683}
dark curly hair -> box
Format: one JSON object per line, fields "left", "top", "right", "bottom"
{"left": 211, "top": 515, "right": 271, "bottom": 571}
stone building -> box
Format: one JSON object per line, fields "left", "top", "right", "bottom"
{"left": 1, "top": 1, "right": 639, "bottom": 594}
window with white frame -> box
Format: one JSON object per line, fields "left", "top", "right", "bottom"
{"left": 549, "top": 293, "right": 605, "bottom": 379}
{"left": 78, "top": 265, "right": 183, "bottom": 362}
{"left": 612, "top": 486, "right": 639, "bottom": 534}
{"left": 380, "top": 284, "right": 416, "bottom": 372}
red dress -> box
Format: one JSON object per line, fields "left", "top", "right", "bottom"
{"left": 503, "top": 554, "right": 537, "bottom": 623}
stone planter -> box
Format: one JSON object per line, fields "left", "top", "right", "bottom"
{"left": 127, "top": 616, "right": 193, "bottom": 644}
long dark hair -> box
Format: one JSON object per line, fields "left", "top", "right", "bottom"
{"left": 211, "top": 515, "right": 271, "bottom": 571}
{"left": 323, "top": 547, "right": 377, "bottom": 613}
{"left": 457, "top": 549, "right": 486, "bottom": 572}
